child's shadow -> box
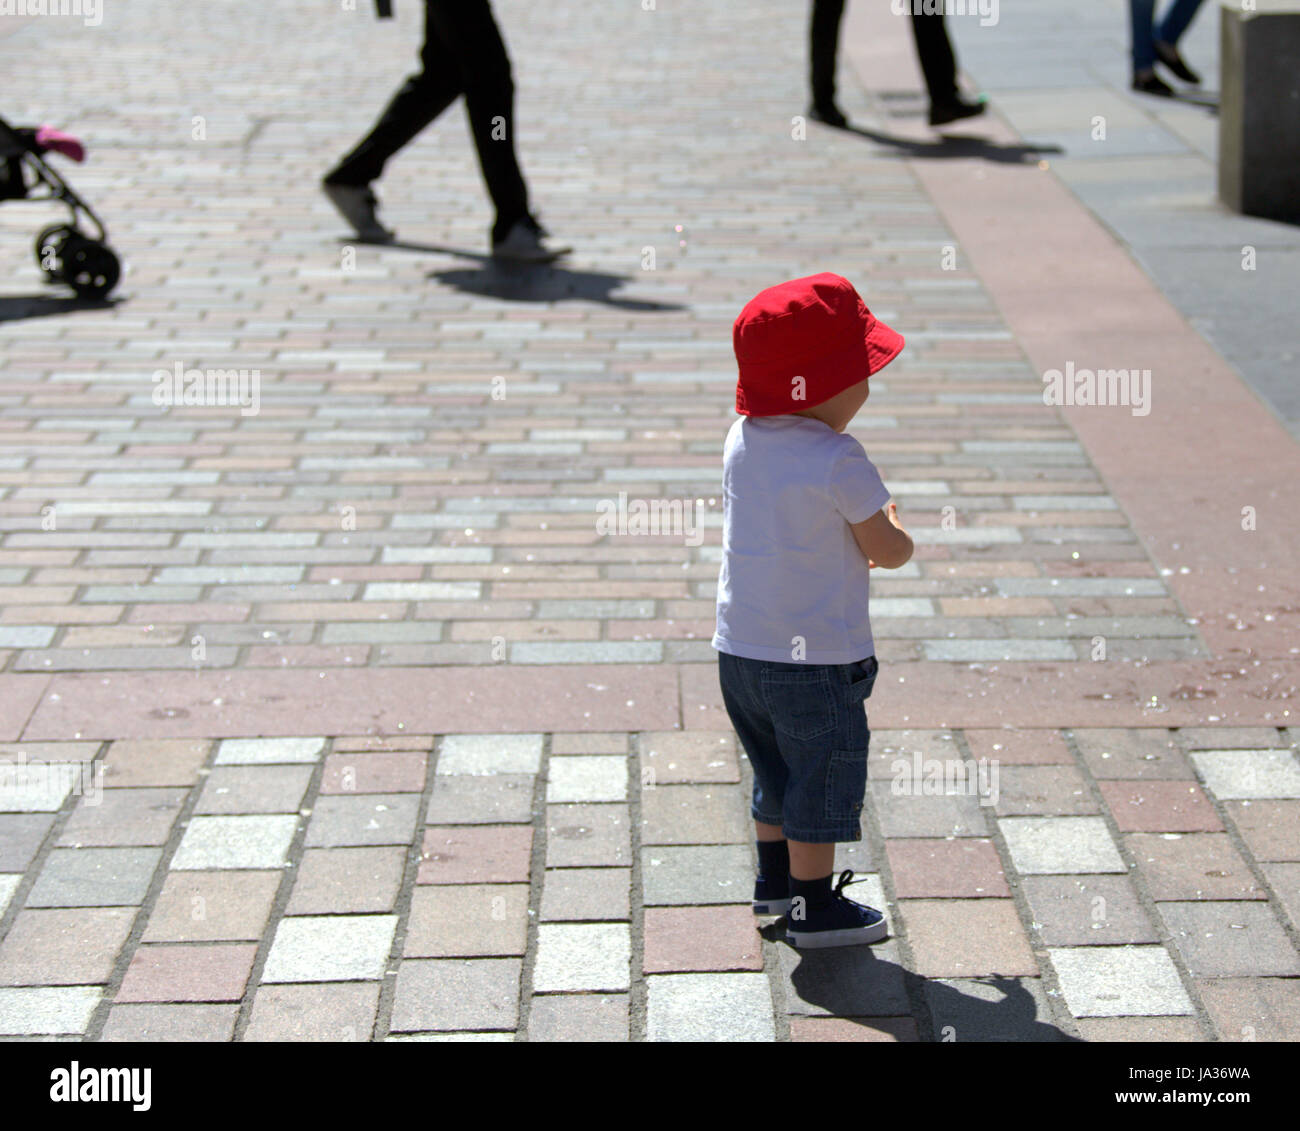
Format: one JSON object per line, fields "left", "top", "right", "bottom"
{"left": 759, "top": 922, "right": 1081, "bottom": 1042}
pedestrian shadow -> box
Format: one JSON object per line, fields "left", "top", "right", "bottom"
{"left": 0, "top": 293, "right": 121, "bottom": 322}
{"left": 760, "top": 921, "right": 1083, "bottom": 1041}
{"left": 426, "top": 258, "right": 686, "bottom": 311}
{"left": 343, "top": 237, "right": 686, "bottom": 310}
{"left": 832, "top": 121, "right": 1064, "bottom": 165}
{"left": 1167, "top": 90, "right": 1219, "bottom": 113}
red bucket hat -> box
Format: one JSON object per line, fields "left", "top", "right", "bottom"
{"left": 732, "top": 272, "right": 904, "bottom": 416}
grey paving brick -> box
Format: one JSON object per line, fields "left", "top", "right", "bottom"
{"left": 1020, "top": 875, "right": 1160, "bottom": 946}
{"left": 286, "top": 847, "right": 406, "bottom": 915}
{"left": 58, "top": 788, "right": 187, "bottom": 846}
{"left": 1157, "top": 902, "right": 1300, "bottom": 977}
{"left": 539, "top": 868, "right": 631, "bottom": 922}
{"left": 99, "top": 1004, "right": 239, "bottom": 1042}
{"left": 0, "top": 814, "right": 57, "bottom": 870}
{"left": 194, "top": 765, "right": 313, "bottom": 815}
{"left": 546, "top": 804, "right": 631, "bottom": 868}
{"left": 389, "top": 959, "right": 521, "bottom": 1033}
{"left": 304, "top": 795, "right": 420, "bottom": 848}
{"left": 27, "top": 848, "right": 162, "bottom": 907}
{"left": 425, "top": 774, "right": 535, "bottom": 825}
{"left": 641, "top": 845, "right": 753, "bottom": 906}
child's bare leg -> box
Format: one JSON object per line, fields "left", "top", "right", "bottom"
{"left": 788, "top": 839, "right": 834, "bottom": 881}
{"left": 755, "top": 822, "right": 834, "bottom": 879}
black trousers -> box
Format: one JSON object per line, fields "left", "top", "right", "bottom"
{"left": 327, "top": 0, "right": 530, "bottom": 238}
{"left": 811, "top": 0, "right": 959, "bottom": 108}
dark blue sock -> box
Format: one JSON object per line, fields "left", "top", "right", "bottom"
{"left": 756, "top": 839, "right": 789, "bottom": 882}
{"left": 789, "top": 873, "right": 834, "bottom": 912}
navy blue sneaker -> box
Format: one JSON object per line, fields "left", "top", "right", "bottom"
{"left": 752, "top": 873, "right": 792, "bottom": 917}
{"left": 786, "top": 870, "right": 889, "bottom": 948}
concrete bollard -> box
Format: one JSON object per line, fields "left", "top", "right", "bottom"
{"left": 1218, "top": 0, "right": 1300, "bottom": 222}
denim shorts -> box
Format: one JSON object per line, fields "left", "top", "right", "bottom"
{"left": 717, "top": 650, "right": 879, "bottom": 844}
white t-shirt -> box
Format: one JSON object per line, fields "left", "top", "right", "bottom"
{"left": 712, "top": 415, "right": 891, "bottom": 664}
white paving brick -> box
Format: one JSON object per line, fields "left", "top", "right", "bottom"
{"left": 1000, "top": 817, "right": 1126, "bottom": 874}
{"left": 546, "top": 756, "right": 628, "bottom": 802}
{"left": 262, "top": 915, "right": 398, "bottom": 982}
{"left": 216, "top": 737, "right": 325, "bottom": 765}
{"left": 532, "top": 923, "right": 630, "bottom": 992}
{"left": 646, "top": 973, "right": 776, "bottom": 1041}
{"left": 436, "top": 734, "right": 544, "bottom": 775}
{"left": 170, "top": 815, "right": 299, "bottom": 869}
{"left": 1189, "top": 749, "right": 1300, "bottom": 800}
{"left": 1048, "top": 946, "right": 1194, "bottom": 1016}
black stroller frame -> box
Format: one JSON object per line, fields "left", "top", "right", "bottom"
{"left": 0, "top": 114, "right": 120, "bottom": 299}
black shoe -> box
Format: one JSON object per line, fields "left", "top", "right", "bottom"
{"left": 1154, "top": 40, "right": 1200, "bottom": 85}
{"left": 491, "top": 215, "right": 571, "bottom": 262}
{"left": 1132, "top": 70, "right": 1175, "bottom": 97}
{"left": 928, "top": 96, "right": 986, "bottom": 127}
{"left": 322, "top": 180, "right": 394, "bottom": 242}
{"left": 808, "top": 102, "right": 849, "bottom": 129}
{"left": 785, "top": 870, "right": 889, "bottom": 949}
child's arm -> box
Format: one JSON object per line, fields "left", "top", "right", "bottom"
{"left": 850, "top": 502, "right": 913, "bottom": 569}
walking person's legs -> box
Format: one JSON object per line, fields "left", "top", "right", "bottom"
{"left": 426, "top": 0, "right": 569, "bottom": 260}
{"left": 808, "top": 0, "right": 849, "bottom": 127}
{"left": 1153, "top": 0, "right": 1206, "bottom": 83}
{"left": 323, "top": 0, "right": 461, "bottom": 239}
{"left": 425, "top": 0, "right": 530, "bottom": 244}
{"left": 1129, "top": 0, "right": 1158, "bottom": 72}
{"left": 911, "top": 12, "right": 985, "bottom": 127}
{"left": 1129, "top": 0, "right": 1175, "bottom": 94}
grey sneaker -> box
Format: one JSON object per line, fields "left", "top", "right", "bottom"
{"left": 323, "top": 181, "right": 394, "bottom": 242}
{"left": 491, "top": 217, "right": 570, "bottom": 262}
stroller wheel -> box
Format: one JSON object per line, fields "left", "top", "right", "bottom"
{"left": 58, "top": 233, "right": 120, "bottom": 299}
{"left": 34, "top": 224, "right": 76, "bottom": 280}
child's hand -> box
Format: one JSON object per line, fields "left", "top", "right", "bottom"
{"left": 867, "top": 503, "right": 907, "bottom": 568}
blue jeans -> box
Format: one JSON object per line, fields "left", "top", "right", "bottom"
{"left": 717, "top": 650, "right": 878, "bottom": 844}
{"left": 1130, "top": 0, "right": 1205, "bottom": 72}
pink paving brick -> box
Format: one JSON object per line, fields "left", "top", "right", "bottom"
{"left": 115, "top": 944, "right": 258, "bottom": 1003}
{"left": 1098, "top": 780, "right": 1224, "bottom": 833}
{"left": 886, "top": 839, "right": 1011, "bottom": 898}
{"left": 418, "top": 826, "right": 534, "bottom": 885}
{"left": 642, "top": 906, "right": 763, "bottom": 973}
{"left": 22, "top": 665, "right": 679, "bottom": 739}
{"left": 320, "top": 751, "right": 428, "bottom": 794}
{"left": 963, "top": 729, "right": 1073, "bottom": 766}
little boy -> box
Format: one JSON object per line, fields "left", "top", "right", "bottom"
{"left": 712, "top": 272, "right": 913, "bottom": 948}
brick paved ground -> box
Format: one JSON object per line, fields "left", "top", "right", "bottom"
{"left": 0, "top": 0, "right": 1295, "bottom": 1041}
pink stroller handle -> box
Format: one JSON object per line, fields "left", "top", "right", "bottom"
{"left": 35, "top": 125, "right": 85, "bottom": 163}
